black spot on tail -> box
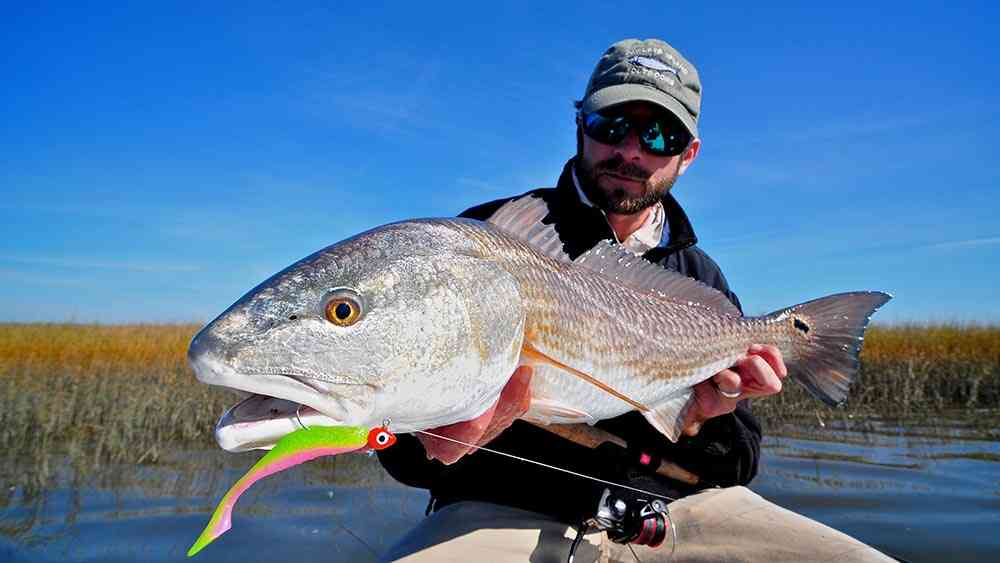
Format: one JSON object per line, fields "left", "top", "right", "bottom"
{"left": 793, "top": 317, "right": 810, "bottom": 334}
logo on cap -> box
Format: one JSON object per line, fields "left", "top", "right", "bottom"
{"left": 628, "top": 56, "right": 680, "bottom": 77}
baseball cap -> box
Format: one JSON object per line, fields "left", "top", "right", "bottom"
{"left": 580, "top": 38, "right": 701, "bottom": 138}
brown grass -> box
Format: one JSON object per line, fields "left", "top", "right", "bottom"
{"left": 1, "top": 322, "right": 998, "bottom": 475}
{"left": 0, "top": 323, "right": 227, "bottom": 476}
{"left": 752, "top": 323, "right": 1000, "bottom": 431}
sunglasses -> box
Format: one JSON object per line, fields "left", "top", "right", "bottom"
{"left": 580, "top": 110, "right": 692, "bottom": 157}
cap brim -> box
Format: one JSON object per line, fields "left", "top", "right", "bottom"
{"left": 582, "top": 84, "right": 698, "bottom": 138}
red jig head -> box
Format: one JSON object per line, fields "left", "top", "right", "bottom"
{"left": 367, "top": 426, "right": 397, "bottom": 450}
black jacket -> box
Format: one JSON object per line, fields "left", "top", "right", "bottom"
{"left": 377, "top": 158, "right": 761, "bottom": 524}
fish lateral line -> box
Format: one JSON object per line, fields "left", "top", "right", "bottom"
{"left": 520, "top": 344, "right": 650, "bottom": 413}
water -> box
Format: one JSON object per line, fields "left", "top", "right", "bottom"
{"left": 753, "top": 416, "right": 1000, "bottom": 562}
{"left": 2, "top": 416, "right": 997, "bottom": 562}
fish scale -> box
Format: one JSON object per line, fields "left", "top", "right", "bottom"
{"left": 463, "top": 221, "right": 745, "bottom": 374}
{"left": 445, "top": 201, "right": 888, "bottom": 439}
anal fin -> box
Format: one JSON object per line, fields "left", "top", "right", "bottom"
{"left": 642, "top": 390, "right": 694, "bottom": 443}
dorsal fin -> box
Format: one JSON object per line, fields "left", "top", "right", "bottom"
{"left": 575, "top": 240, "right": 741, "bottom": 317}
{"left": 486, "top": 195, "right": 571, "bottom": 263}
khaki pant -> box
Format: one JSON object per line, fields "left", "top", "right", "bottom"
{"left": 381, "top": 487, "right": 895, "bottom": 562}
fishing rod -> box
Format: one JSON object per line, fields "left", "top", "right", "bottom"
{"left": 415, "top": 427, "right": 678, "bottom": 502}
{"left": 413, "top": 422, "right": 685, "bottom": 562}
{"left": 532, "top": 422, "right": 699, "bottom": 486}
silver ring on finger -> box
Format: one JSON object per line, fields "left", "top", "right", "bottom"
{"left": 715, "top": 384, "right": 742, "bottom": 399}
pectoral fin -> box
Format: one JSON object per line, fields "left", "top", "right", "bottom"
{"left": 641, "top": 391, "right": 694, "bottom": 443}
{"left": 520, "top": 344, "right": 651, "bottom": 414}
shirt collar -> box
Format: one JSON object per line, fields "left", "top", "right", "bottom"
{"left": 571, "top": 165, "right": 667, "bottom": 255}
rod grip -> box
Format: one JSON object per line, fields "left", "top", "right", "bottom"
{"left": 531, "top": 422, "right": 701, "bottom": 486}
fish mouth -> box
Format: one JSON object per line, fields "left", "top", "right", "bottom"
{"left": 188, "top": 336, "right": 361, "bottom": 452}
{"left": 213, "top": 392, "right": 344, "bottom": 452}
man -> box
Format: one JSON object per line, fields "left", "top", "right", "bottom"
{"left": 379, "top": 38, "right": 893, "bottom": 562}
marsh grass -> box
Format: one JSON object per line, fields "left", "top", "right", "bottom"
{"left": 1, "top": 322, "right": 998, "bottom": 483}
{"left": 0, "top": 323, "right": 228, "bottom": 486}
{"left": 753, "top": 323, "right": 1000, "bottom": 430}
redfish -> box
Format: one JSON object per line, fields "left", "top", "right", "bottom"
{"left": 189, "top": 195, "right": 889, "bottom": 449}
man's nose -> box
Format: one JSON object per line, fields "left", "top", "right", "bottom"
{"left": 614, "top": 128, "right": 644, "bottom": 160}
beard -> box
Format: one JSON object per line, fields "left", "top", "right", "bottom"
{"left": 576, "top": 154, "right": 680, "bottom": 215}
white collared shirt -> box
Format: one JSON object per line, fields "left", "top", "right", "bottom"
{"left": 572, "top": 167, "right": 667, "bottom": 255}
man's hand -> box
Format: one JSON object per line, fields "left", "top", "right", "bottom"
{"left": 416, "top": 366, "right": 533, "bottom": 465}
{"left": 682, "top": 344, "right": 787, "bottom": 437}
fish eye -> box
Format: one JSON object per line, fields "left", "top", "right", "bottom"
{"left": 323, "top": 289, "right": 364, "bottom": 327}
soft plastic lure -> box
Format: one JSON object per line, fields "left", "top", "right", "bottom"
{"left": 187, "top": 424, "right": 396, "bottom": 557}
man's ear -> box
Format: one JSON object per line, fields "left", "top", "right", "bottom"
{"left": 678, "top": 138, "right": 701, "bottom": 176}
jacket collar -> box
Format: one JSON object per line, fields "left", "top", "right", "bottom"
{"left": 556, "top": 158, "right": 699, "bottom": 254}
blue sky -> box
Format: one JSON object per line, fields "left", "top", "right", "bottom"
{"left": 2, "top": 2, "right": 997, "bottom": 324}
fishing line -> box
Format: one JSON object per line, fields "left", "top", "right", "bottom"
{"left": 414, "top": 429, "right": 676, "bottom": 502}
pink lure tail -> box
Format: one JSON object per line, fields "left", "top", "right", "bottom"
{"left": 187, "top": 425, "right": 395, "bottom": 557}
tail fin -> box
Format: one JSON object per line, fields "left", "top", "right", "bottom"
{"left": 773, "top": 291, "right": 891, "bottom": 406}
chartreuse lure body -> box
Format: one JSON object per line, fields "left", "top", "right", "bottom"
{"left": 187, "top": 425, "right": 396, "bottom": 557}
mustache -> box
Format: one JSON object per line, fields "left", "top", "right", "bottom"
{"left": 594, "top": 156, "right": 651, "bottom": 181}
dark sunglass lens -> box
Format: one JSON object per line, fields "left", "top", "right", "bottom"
{"left": 643, "top": 118, "right": 691, "bottom": 156}
{"left": 584, "top": 113, "right": 628, "bottom": 145}
{"left": 584, "top": 111, "right": 690, "bottom": 155}
{"left": 642, "top": 122, "right": 667, "bottom": 153}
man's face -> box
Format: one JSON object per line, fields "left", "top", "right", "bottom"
{"left": 576, "top": 102, "right": 700, "bottom": 215}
